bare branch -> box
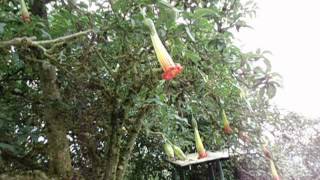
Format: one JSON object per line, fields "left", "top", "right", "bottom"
{"left": 36, "top": 29, "right": 93, "bottom": 45}
{"left": 0, "top": 29, "right": 93, "bottom": 48}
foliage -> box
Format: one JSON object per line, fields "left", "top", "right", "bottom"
{"left": 0, "top": 0, "right": 281, "bottom": 179}
{"left": 265, "top": 111, "right": 320, "bottom": 179}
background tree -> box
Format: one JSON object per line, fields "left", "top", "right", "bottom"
{"left": 0, "top": 0, "right": 281, "bottom": 179}
{"left": 264, "top": 111, "right": 320, "bottom": 180}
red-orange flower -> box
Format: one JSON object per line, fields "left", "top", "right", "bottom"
{"left": 144, "top": 18, "right": 183, "bottom": 80}
{"left": 20, "top": 0, "right": 30, "bottom": 22}
{"left": 221, "top": 109, "right": 233, "bottom": 135}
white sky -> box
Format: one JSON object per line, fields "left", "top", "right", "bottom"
{"left": 236, "top": 0, "right": 320, "bottom": 118}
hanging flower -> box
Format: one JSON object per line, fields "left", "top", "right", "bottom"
{"left": 20, "top": 0, "right": 30, "bottom": 22}
{"left": 163, "top": 142, "right": 175, "bottom": 160}
{"left": 172, "top": 145, "right": 187, "bottom": 161}
{"left": 270, "top": 160, "right": 281, "bottom": 180}
{"left": 143, "top": 18, "right": 183, "bottom": 80}
{"left": 192, "top": 119, "right": 208, "bottom": 159}
{"left": 263, "top": 144, "right": 272, "bottom": 159}
{"left": 262, "top": 144, "right": 281, "bottom": 180}
{"left": 221, "top": 109, "right": 233, "bottom": 135}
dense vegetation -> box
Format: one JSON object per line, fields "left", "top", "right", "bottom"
{"left": 0, "top": 0, "right": 295, "bottom": 179}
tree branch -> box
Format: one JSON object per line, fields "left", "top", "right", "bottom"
{"left": 0, "top": 29, "right": 93, "bottom": 48}
{"left": 36, "top": 29, "right": 93, "bottom": 45}
{"left": 115, "top": 105, "right": 152, "bottom": 180}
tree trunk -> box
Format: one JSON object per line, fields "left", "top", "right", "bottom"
{"left": 29, "top": 1, "right": 73, "bottom": 178}
{"left": 115, "top": 118, "right": 143, "bottom": 180}
{"left": 116, "top": 106, "right": 151, "bottom": 180}
{"left": 39, "top": 62, "right": 72, "bottom": 179}
{"left": 103, "top": 127, "right": 121, "bottom": 180}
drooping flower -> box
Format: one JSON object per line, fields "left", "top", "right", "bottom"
{"left": 221, "top": 109, "right": 233, "bottom": 135}
{"left": 143, "top": 18, "right": 183, "bottom": 80}
{"left": 263, "top": 144, "right": 272, "bottom": 159}
{"left": 262, "top": 144, "right": 281, "bottom": 180}
{"left": 20, "top": 0, "right": 30, "bottom": 22}
{"left": 163, "top": 142, "right": 175, "bottom": 160}
{"left": 192, "top": 119, "right": 208, "bottom": 159}
{"left": 172, "top": 145, "right": 187, "bottom": 161}
{"left": 270, "top": 160, "right": 281, "bottom": 180}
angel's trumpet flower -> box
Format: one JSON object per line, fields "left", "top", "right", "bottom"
{"left": 163, "top": 142, "right": 175, "bottom": 160}
{"left": 270, "top": 160, "right": 281, "bottom": 180}
{"left": 144, "top": 18, "right": 183, "bottom": 80}
{"left": 262, "top": 144, "right": 281, "bottom": 180}
{"left": 263, "top": 144, "right": 272, "bottom": 159}
{"left": 221, "top": 109, "right": 233, "bottom": 135}
{"left": 192, "top": 119, "right": 208, "bottom": 159}
{"left": 20, "top": 0, "right": 30, "bottom": 22}
{"left": 172, "top": 145, "right": 187, "bottom": 160}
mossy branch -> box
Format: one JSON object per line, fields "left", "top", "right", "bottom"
{"left": 0, "top": 29, "right": 93, "bottom": 59}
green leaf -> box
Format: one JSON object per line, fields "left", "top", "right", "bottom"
{"left": 267, "top": 84, "right": 277, "bottom": 99}
{"left": 185, "top": 26, "right": 195, "bottom": 42}
{"left": 184, "top": 49, "right": 201, "bottom": 65}
{"left": 0, "top": 143, "right": 18, "bottom": 154}
{"left": 0, "top": 22, "right": 6, "bottom": 34}
{"left": 259, "top": 87, "right": 266, "bottom": 99}
{"left": 194, "top": 8, "right": 218, "bottom": 18}
{"left": 263, "top": 58, "right": 272, "bottom": 72}
{"left": 173, "top": 114, "right": 188, "bottom": 124}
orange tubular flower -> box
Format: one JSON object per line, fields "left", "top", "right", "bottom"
{"left": 221, "top": 109, "right": 233, "bottom": 135}
{"left": 143, "top": 18, "right": 183, "bottom": 80}
{"left": 192, "top": 119, "right": 208, "bottom": 159}
{"left": 20, "top": 0, "right": 30, "bottom": 22}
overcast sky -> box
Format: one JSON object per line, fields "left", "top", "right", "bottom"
{"left": 236, "top": 0, "right": 320, "bottom": 118}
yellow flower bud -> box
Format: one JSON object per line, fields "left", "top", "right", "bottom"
{"left": 172, "top": 145, "right": 186, "bottom": 161}
{"left": 163, "top": 143, "right": 174, "bottom": 160}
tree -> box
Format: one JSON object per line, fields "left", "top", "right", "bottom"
{"left": 265, "top": 111, "right": 320, "bottom": 180}
{"left": 0, "top": 0, "right": 280, "bottom": 179}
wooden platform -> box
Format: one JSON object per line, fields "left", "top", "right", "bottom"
{"left": 168, "top": 149, "right": 231, "bottom": 167}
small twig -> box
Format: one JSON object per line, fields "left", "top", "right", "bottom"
{"left": 148, "top": 130, "right": 166, "bottom": 140}
{"left": 95, "top": 49, "right": 115, "bottom": 78}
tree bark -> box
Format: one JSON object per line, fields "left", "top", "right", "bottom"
{"left": 103, "top": 106, "right": 124, "bottom": 180}
{"left": 29, "top": 1, "right": 73, "bottom": 178}
{"left": 39, "top": 62, "right": 72, "bottom": 179}
{"left": 115, "top": 106, "right": 151, "bottom": 180}
{"left": 115, "top": 119, "right": 143, "bottom": 180}
{"left": 103, "top": 126, "right": 121, "bottom": 180}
